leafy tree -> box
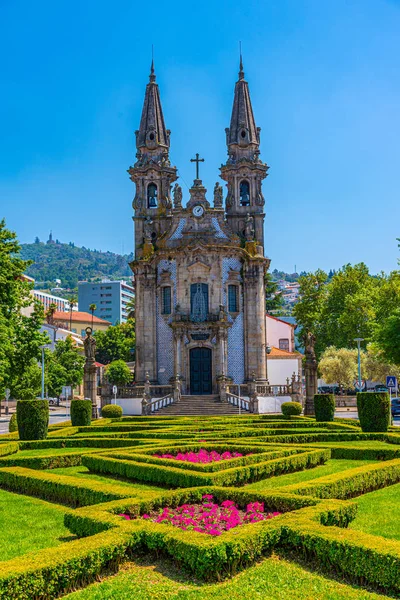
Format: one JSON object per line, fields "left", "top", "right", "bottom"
{"left": 53, "top": 336, "right": 84, "bottom": 387}
{"left": 45, "top": 302, "right": 58, "bottom": 325}
{"left": 264, "top": 273, "right": 284, "bottom": 313}
{"left": 319, "top": 347, "right": 360, "bottom": 392}
{"left": 95, "top": 321, "right": 135, "bottom": 364}
{"left": 105, "top": 360, "right": 132, "bottom": 385}
{"left": 373, "top": 308, "right": 400, "bottom": 366}
{"left": 0, "top": 219, "right": 49, "bottom": 398}
{"left": 44, "top": 350, "right": 68, "bottom": 397}
{"left": 364, "top": 343, "right": 400, "bottom": 381}
{"left": 292, "top": 269, "right": 328, "bottom": 354}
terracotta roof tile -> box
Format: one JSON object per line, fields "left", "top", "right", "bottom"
{"left": 53, "top": 311, "right": 111, "bottom": 325}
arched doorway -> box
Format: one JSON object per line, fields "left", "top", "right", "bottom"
{"left": 190, "top": 347, "right": 212, "bottom": 395}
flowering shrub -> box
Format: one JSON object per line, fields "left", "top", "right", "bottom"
{"left": 119, "top": 494, "right": 281, "bottom": 536}
{"left": 153, "top": 448, "right": 245, "bottom": 464}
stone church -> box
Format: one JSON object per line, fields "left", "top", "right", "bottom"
{"left": 129, "top": 58, "right": 270, "bottom": 396}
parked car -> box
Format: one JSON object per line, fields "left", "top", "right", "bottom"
{"left": 375, "top": 385, "right": 389, "bottom": 393}
{"left": 318, "top": 386, "right": 332, "bottom": 394}
{"left": 391, "top": 398, "right": 400, "bottom": 417}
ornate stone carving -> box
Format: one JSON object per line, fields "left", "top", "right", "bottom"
{"left": 83, "top": 327, "right": 96, "bottom": 362}
{"left": 173, "top": 183, "right": 183, "bottom": 208}
{"left": 143, "top": 217, "right": 153, "bottom": 242}
{"left": 245, "top": 213, "right": 255, "bottom": 241}
{"left": 213, "top": 182, "right": 223, "bottom": 208}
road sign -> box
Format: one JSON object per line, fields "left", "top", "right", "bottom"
{"left": 386, "top": 376, "right": 397, "bottom": 389}
{"left": 5, "top": 389, "right": 10, "bottom": 401}
{"left": 112, "top": 385, "right": 118, "bottom": 395}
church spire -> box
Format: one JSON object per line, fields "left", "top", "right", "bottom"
{"left": 226, "top": 56, "right": 259, "bottom": 149}
{"left": 135, "top": 59, "right": 170, "bottom": 152}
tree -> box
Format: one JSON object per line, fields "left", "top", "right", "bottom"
{"left": 105, "top": 360, "right": 132, "bottom": 385}
{"left": 95, "top": 321, "right": 135, "bottom": 364}
{"left": 319, "top": 346, "right": 360, "bottom": 393}
{"left": 364, "top": 343, "right": 400, "bottom": 382}
{"left": 89, "top": 303, "right": 97, "bottom": 329}
{"left": 11, "top": 361, "right": 42, "bottom": 400}
{"left": 292, "top": 269, "right": 328, "bottom": 354}
{"left": 0, "top": 219, "right": 49, "bottom": 398}
{"left": 126, "top": 297, "right": 135, "bottom": 320}
{"left": 373, "top": 308, "right": 400, "bottom": 366}
{"left": 68, "top": 296, "right": 77, "bottom": 331}
{"left": 264, "top": 273, "right": 284, "bottom": 313}
{"left": 53, "top": 336, "right": 84, "bottom": 388}
{"left": 45, "top": 302, "right": 58, "bottom": 325}
{"left": 44, "top": 350, "right": 68, "bottom": 397}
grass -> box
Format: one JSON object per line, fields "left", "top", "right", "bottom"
{"left": 244, "top": 459, "right": 375, "bottom": 491}
{"left": 0, "top": 488, "right": 75, "bottom": 561}
{"left": 63, "top": 553, "right": 388, "bottom": 600}
{"left": 45, "top": 465, "right": 165, "bottom": 492}
{"left": 2, "top": 447, "right": 103, "bottom": 457}
{"left": 350, "top": 482, "right": 400, "bottom": 541}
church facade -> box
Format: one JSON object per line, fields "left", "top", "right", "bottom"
{"left": 129, "top": 59, "right": 270, "bottom": 395}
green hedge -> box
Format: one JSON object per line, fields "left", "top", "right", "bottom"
{"left": 70, "top": 400, "right": 92, "bottom": 426}
{"left": 281, "top": 402, "right": 302, "bottom": 417}
{"left": 0, "top": 450, "right": 103, "bottom": 470}
{"left": 8, "top": 413, "right": 17, "bottom": 433}
{"left": 102, "top": 404, "right": 123, "bottom": 418}
{"left": 281, "top": 458, "right": 400, "bottom": 499}
{"left": 357, "top": 392, "right": 391, "bottom": 432}
{"left": 82, "top": 448, "right": 330, "bottom": 488}
{"left": 0, "top": 442, "right": 18, "bottom": 457}
{"left": 0, "top": 467, "right": 140, "bottom": 507}
{"left": 16, "top": 400, "right": 49, "bottom": 440}
{"left": 314, "top": 394, "right": 335, "bottom": 422}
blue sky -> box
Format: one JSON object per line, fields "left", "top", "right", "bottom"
{"left": 1, "top": 0, "right": 399, "bottom": 273}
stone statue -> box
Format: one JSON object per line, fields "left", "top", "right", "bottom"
{"left": 245, "top": 213, "right": 255, "bottom": 241}
{"left": 213, "top": 182, "right": 223, "bottom": 208}
{"left": 218, "top": 303, "right": 227, "bottom": 321}
{"left": 173, "top": 183, "right": 183, "bottom": 208}
{"left": 83, "top": 327, "right": 96, "bottom": 362}
{"left": 143, "top": 216, "right": 153, "bottom": 242}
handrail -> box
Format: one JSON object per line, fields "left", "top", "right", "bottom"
{"left": 143, "top": 392, "right": 174, "bottom": 415}
{"left": 226, "top": 391, "right": 250, "bottom": 413}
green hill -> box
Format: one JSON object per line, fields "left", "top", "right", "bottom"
{"left": 20, "top": 241, "right": 134, "bottom": 289}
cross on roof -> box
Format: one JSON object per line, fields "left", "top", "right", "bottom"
{"left": 190, "top": 153, "right": 204, "bottom": 180}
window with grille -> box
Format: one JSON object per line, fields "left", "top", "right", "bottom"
{"left": 228, "top": 285, "right": 239, "bottom": 312}
{"left": 161, "top": 286, "right": 171, "bottom": 315}
{"left": 279, "top": 338, "right": 290, "bottom": 351}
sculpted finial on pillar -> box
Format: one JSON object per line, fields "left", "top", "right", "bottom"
{"left": 213, "top": 182, "right": 223, "bottom": 208}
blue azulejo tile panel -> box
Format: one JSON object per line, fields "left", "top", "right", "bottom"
{"left": 156, "top": 260, "right": 176, "bottom": 385}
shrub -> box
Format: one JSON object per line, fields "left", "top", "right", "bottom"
{"left": 357, "top": 392, "right": 391, "bottom": 432}
{"left": 102, "top": 404, "right": 123, "bottom": 419}
{"left": 16, "top": 400, "right": 49, "bottom": 440}
{"left": 314, "top": 394, "right": 335, "bottom": 422}
{"left": 281, "top": 402, "right": 302, "bottom": 417}
{"left": 105, "top": 360, "right": 132, "bottom": 385}
{"left": 8, "top": 413, "right": 18, "bottom": 433}
{"left": 70, "top": 399, "right": 92, "bottom": 426}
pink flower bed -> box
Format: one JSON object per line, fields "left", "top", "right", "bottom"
{"left": 119, "top": 494, "right": 281, "bottom": 536}
{"left": 153, "top": 448, "right": 246, "bottom": 464}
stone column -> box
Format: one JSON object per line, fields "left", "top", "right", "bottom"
{"left": 83, "top": 327, "right": 98, "bottom": 419}
{"left": 304, "top": 333, "right": 318, "bottom": 415}
{"left": 243, "top": 261, "right": 267, "bottom": 382}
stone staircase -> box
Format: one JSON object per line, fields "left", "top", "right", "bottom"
{"left": 154, "top": 395, "right": 248, "bottom": 416}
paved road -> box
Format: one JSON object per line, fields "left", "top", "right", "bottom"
{"left": 0, "top": 410, "right": 69, "bottom": 435}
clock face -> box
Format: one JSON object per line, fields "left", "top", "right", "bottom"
{"left": 192, "top": 205, "right": 204, "bottom": 218}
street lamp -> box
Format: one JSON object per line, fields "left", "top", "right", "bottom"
{"left": 354, "top": 337, "right": 364, "bottom": 393}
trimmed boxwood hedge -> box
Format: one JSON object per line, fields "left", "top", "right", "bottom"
{"left": 357, "top": 392, "right": 391, "bottom": 432}
{"left": 16, "top": 400, "right": 49, "bottom": 440}
{"left": 101, "top": 404, "right": 123, "bottom": 418}
{"left": 70, "top": 399, "right": 92, "bottom": 426}
{"left": 8, "top": 413, "right": 18, "bottom": 433}
{"left": 314, "top": 394, "right": 335, "bottom": 422}
{"left": 281, "top": 402, "right": 302, "bottom": 417}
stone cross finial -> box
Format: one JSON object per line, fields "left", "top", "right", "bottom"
{"left": 190, "top": 153, "right": 204, "bottom": 180}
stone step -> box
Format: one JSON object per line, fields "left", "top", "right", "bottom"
{"left": 153, "top": 394, "right": 249, "bottom": 416}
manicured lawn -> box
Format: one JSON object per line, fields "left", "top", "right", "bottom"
{"left": 350, "top": 482, "right": 400, "bottom": 541}
{"left": 63, "top": 554, "right": 387, "bottom": 600}
{"left": 46, "top": 465, "right": 164, "bottom": 493}
{"left": 0, "top": 489, "right": 75, "bottom": 561}
{"left": 244, "top": 459, "right": 375, "bottom": 491}
{"left": 5, "top": 447, "right": 103, "bottom": 457}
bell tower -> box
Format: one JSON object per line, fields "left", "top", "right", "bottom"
{"left": 128, "top": 61, "right": 178, "bottom": 258}
{"left": 220, "top": 57, "right": 269, "bottom": 249}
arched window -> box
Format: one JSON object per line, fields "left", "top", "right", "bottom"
{"left": 190, "top": 283, "right": 209, "bottom": 322}
{"left": 147, "top": 183, "right": 158, "bottom": 208}
{"left": 240, "top": 181, "right": 250, "bottom": 206}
